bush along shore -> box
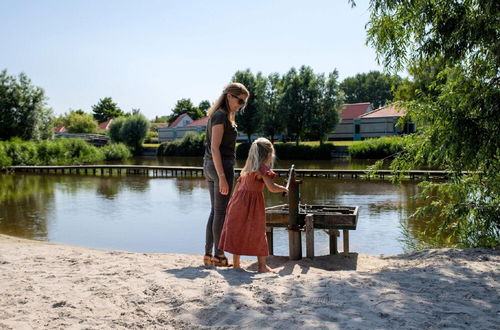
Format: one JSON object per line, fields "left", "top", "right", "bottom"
{"left": 157, "top": 132, "right": 409, "bottom": 160}
{"left": 0, "top": 138, "right": 131, "bottom": 169}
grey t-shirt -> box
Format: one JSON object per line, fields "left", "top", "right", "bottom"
{"left": 204, "top": 109, "right": 237, "bottom": 161}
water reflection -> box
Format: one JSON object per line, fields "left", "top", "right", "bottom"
{"left": 0, "top": 172, "right": 432, "bottom": 255}
{"left": 106, "top": 156, "right": 384, "bottom": 170}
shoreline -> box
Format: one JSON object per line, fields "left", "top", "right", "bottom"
{"left": 0, "top": 234, "right": 498, "bottom": 329}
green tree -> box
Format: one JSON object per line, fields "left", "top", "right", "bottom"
{"left": 306, "top": 71, "right": 344, "bottom": 144}
{"left": 0, "top": 70, "right": 53, "bottom": 140}
{"left": 340, "top": 71, "right": 402, "bottom": 109}
{"left": 120, "top": 114, "right": 149, "bottom": 154}
{"left": 366, "top": 0, "right": 500, "bottom": 247}
{"left": 108, "top": 117, "right": 126, "bottom": 143}
{"left": 66, "top": 111, "right": 98, "bottom": 133}
{"left": 261, "top": 73, "right": 286, "bottom": 143}
{"left": 92, "top": 97, "right": 125, "bottom": 123}
{"left": 233, "top": 69, "right": 266, "bottom": 142}
{"left": 168, "top": 98, "right": 204, "bottom": 123}
{"left": 198, "top": 100, "right": 211, "bottom": 116}
{"left": 281, "top": 66, "right": 321, "bottom": 145}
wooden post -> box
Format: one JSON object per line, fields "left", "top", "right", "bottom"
{"left": 287, "top": 165, "right": 302, "bottom": 260}
{"left": 305, "top": 214, "right": 314, "bottom": 259}
{"left": 343, "top": 230, "right": 349, "bottom": 255}
{"left": 266, "top": 226, "right": 273, "bottom": 255}
{"left": 329, "top": 229, "right": 339, "bottom": 255}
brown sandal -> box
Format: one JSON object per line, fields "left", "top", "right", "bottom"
{"left": 203, "top": 254, "right": 213, "bottom": 266}
{"left": 211, "top": 255, "right": 232, "bottom": 267}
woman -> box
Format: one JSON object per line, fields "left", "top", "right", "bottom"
{"left": 203, "top": 82, "right": 249, "bottom": 267}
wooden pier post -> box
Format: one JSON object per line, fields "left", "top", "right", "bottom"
{"left": 305, "top": 214, "right": 314, "bottom": 259}
{"left": 343, "top": 229, "right": 349, "bottom": 254}
{"left": 266, "top": 226, "right": 273, "bottom": 255}
{"left": 329, "top": 229, "right": 339, "bottom": 255}
{"left": 287, "top": 165, "right": 302, "bottom": 260}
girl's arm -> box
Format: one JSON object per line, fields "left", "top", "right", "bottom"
{"left": 210, "top": 124, "right": 229, "bottom": 195}
{"left": 262, "top": 175, "right": 288, "bottom": 193}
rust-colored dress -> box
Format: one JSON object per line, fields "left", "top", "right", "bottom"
{"left": 218, "top": 166, "right": 276, "bottom": 256}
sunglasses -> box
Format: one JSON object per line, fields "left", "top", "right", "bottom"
{"left": 231, "top": 94, "right": 247, "bottom": 105}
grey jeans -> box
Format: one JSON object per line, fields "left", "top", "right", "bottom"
{"left": 204, "top": 159, "right": 235, "bottom": 256}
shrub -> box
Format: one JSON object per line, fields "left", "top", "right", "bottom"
{"left": 119, "top": 115, "right": 149, "bottom": 154}
{"left": 101, "top": 143, "right": 132, "bottom": 160}
{"left": 158, "top": 131, "right": 206, "bottom": 156}
{"left": 57, "top": 138, "right": 105, "bottom": 164}
{"left": 348, "top": 136, "right": 407, "bottom": 159}
{"left": 0, "top": 143, "right": 12, "bottom": 168}
{"left": 109, "top": 117, "right": 126, "bottom": 143}
{"left": 4, "top": 138, "right": 39, "bottom": 165}
{"left": 236, "top": 142, "right": 335, "bottom": 160}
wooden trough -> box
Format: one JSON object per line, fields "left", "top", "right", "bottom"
{"left": 265, "top": 165, "right": 359, "bottom": 260}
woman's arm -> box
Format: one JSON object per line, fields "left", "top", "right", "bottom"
{"left": 262, "top": 175, "right": 288, "bottom": 193}
{"left": 211, "top": 124, "right": 229, "bottom": 195}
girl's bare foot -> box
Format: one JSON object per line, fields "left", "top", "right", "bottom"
{"left": 258, "top": 265, "right": 274, "bottom": 273}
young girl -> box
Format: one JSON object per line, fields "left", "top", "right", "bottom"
{"left": 218, "top": 138, "right": 288, "bottom": 272}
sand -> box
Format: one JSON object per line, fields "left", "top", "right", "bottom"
{"left": 0, "top": 234, "right": 498, "bottom": 329}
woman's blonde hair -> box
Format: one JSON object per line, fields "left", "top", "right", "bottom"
{"left": 241, "top": 137, "right": 275, "bottom": 176}
{"left": 207, "top": 82, "right": 249, "bottom": 127}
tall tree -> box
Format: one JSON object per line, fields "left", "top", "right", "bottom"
{"left": 92, "top": 97, "right": 124, "bottom": 123}
{"left": 281, "top": 66, "right": 321, "bottom": 145}
{"left": 168, "top": 98, "right": 204, "bottom": 123}
{"left": 340, "top": 71, "right": 402, "bottom": 109}
{"left": 261, "top": 73, "right": 286, "bottom": 143}
{"left": 0, "top": 70, "right": 53, "bottom": 140}
{"left": 198, "top": 100, "right": 211, "bottom": 116}
{"left": 366, "top": 0, "right": 500, "bottom": 247}
{"left": 66, "top": 111, "right": 98, "bottom": 133}
{"left": 233, "top": 69, "right": 266, "bottom": 142}
{"left": 306, "top": 71, "right": 344, "bottom": 144}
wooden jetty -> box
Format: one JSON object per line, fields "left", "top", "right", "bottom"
{"left": 4, "top": 165, "right": 451, "bottom": 180}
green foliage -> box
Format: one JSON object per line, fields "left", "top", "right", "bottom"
{"left": 168, "top": 98, "right": 204, "bottom": 123}
{"left": 0, "top": 138, "right": 129, "bottom": 166}
{"left": 144, "top": 130, "right": 158, "bottom": 144}
{"left": 198, "top": 100, "right": 211, "bottom": 115}
{"left": 158, "top": 131, "right": 206, "bottom": 157}
{"left": 349, "top": 136, "right": 407, "bottom": 159}
{"left": 306, "top": 71, "right": 343, "bottom": 144}
{"left": 108, "top": 117, "right": 126, "bottom": 143}
{"left": 0, "top": 69, "right": 54, "bottom": 141}
{"left": 280, "top": 66, "right": 343, "bottom": 145}
{"left": 92, "top": 97, "right": 125, "bottom": 123}
{"left": 340, "top": 71, "right": 402, "bottom": 109}
{"left": 0, "top": 143, "right": 11, "bottom": 168}
{"left": 260, "top": 73, "right": 286, "bottom": 142}
{"left": 66, "top": 112, "right": 98, "bottom": 133}
{"left": 119, "top": 114, "right": 149, "bottom": 154}
{"left": 367, "top": 0, "right": 500, "bottom": 247}
{"left": 100, "top": 143, "right": 132, "bottom": 160}
{"left": 236, "top": 142, "right": 335, "bottom": 160}
{"left": 233, "top": 69, "right": 267, "bottom": 142}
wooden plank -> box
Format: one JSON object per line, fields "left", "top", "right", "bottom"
{"left": 305, "top": 214, "right": 314, "bottom": 259}
{"left": 266, "top": 226, "right": 273, "bottom": 256}
{"left": 343, "top": 229, "right": 349, "bottom": 254}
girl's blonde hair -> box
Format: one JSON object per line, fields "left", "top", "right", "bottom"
{"left": 241, "top": 137, "right": 275, "bottom": 176}
{"left": 207, "top": 82, "right": 249, "bottom": 127}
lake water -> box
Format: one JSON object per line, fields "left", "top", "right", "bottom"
{"left": 0, "top": 158, "right": 427, "bottom": 257}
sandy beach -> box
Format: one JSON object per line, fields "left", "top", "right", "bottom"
{"left": 0, "top": 234, "right": 498, "bottom": 329}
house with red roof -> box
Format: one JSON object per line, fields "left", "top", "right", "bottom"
{"left": 53, "top": 125, "right": 67, "bottom": 133}
{"left": 98, "top": 119, "right": 113, "bottom": 131}
{"left": 356, "top": 104, "right": 414, "bottom": 140}
{"left": 329, "top": 103, "right": 372, "bottom": 140}
{"left": 158, "top": 114, "right": 207, "bottom": 142}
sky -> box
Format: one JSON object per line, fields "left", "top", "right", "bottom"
{"left": 0, "top": 0, "right": 384, "bottom": 120}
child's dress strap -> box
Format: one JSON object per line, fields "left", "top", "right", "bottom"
{"left": 258, "top": 165, "right": 276, "bottom": 179}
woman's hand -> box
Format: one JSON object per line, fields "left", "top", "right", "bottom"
{"left": 219, "top": 176, "right": 229, "bottom": 195}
